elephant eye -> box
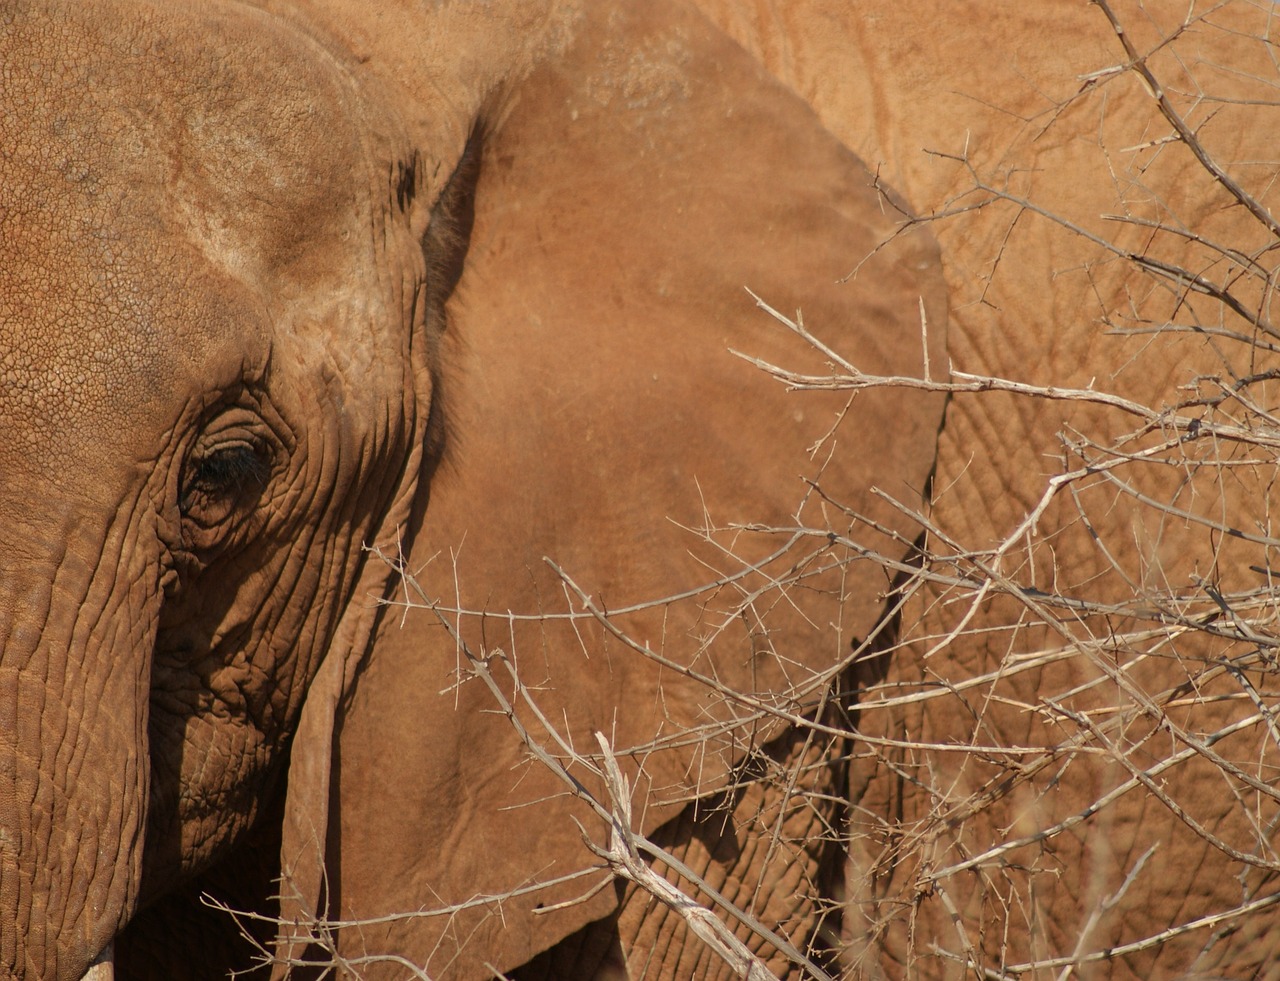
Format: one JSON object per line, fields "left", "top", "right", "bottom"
{"left": 179, "top": 441, "right": 271, "bottom": 523}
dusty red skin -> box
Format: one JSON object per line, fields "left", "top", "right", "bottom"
{"left": 17, "top": 0, "right": 1280, "bottom": 979}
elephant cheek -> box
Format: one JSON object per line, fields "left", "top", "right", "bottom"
{"left": 0, "top": 555, "right": 155, "bottom": 981}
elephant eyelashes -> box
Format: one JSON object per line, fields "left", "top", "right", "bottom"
{"left": 178, "top": 441, "right": 271, "bottom": 527}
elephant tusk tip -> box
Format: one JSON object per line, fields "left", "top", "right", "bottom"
{"left": 81, "top": 942, "right": 114, "bottom": 981}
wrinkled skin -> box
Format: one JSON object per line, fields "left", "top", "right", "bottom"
{"left": 694, "top": 1, "right": 1280, "bottom": 978}
{"left": 0, "top": 2, "right": 947, "bottom": 980}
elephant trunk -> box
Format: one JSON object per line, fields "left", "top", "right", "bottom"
{"left": 0, "top": 528, "right": 154, "bottom": 981}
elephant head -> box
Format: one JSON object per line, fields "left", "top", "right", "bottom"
{"left": 0, "top": 2, "right": 489, "bottom": 975}
{"left": 1, "top": 1, "right": 947, "bottom": 978}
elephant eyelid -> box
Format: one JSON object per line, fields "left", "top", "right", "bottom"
{"left": 179, "top": 441, "right": 271, "bottom": 515}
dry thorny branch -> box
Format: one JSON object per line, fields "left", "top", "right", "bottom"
{"left": 217, "top": 3, "right": 1280, "bottom": 978}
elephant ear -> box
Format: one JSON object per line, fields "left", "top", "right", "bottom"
{"left": 293, "top": 0, "right": 948, "bottom": 976}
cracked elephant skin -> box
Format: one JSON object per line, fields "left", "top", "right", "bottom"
{"left": 0, "top": 2, "right": 948, "bottom": 980}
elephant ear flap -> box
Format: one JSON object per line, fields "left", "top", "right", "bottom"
{"left": 310, "top": 0, "right": 947, "bottom": 975}
{"left": 274, "top": 643, "right": 341, "bottom": 968}
{"left": 275, "top": 569, "right": 394, "bottom": 970}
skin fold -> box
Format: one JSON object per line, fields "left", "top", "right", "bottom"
{"left": 0, "top": 1, "right": 946, "bottom": 979}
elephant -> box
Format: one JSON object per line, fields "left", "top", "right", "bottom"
{"left": 0, "top": 1, "right": 948, "bottom": 979}
{"left": 692, "top": 0, "right": 1280, "bottom": 978}
{"left": 12, "top": 0, "right": 1276, "bottom": 978}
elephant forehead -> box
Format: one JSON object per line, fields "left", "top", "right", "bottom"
{"left": 0, "top": 0, "right": 377, "bottom": 285}
{"left": 0, "top": 1, "right": 382, "bottom": 460}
